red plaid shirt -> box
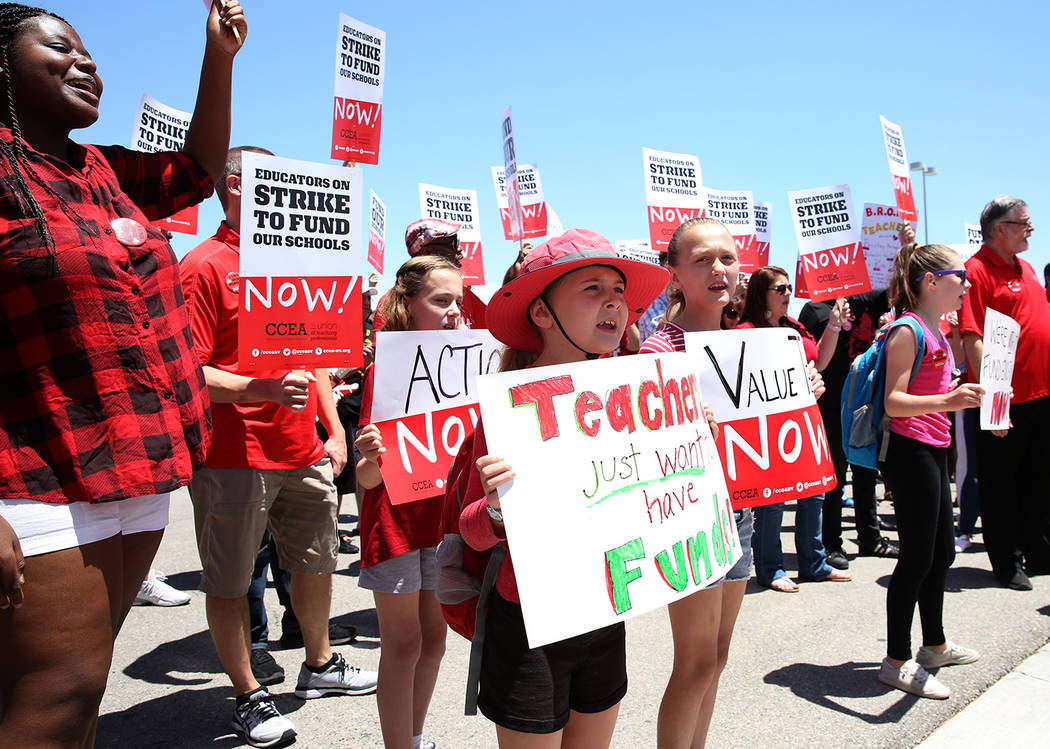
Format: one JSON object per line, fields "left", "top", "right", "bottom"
{"left": 0, "top": 128, "right": 214, "bottom": 503}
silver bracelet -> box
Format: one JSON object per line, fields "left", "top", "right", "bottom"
{"left": 487, "top": 505, "right": 504, "bottom": 523}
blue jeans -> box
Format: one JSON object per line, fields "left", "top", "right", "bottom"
{"left": 247, "top": 531, "right": 296, "bottom": 649}
{"left": 752, "top": 495, "right": 832, "bottom": 585}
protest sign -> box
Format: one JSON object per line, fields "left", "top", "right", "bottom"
{"left": 477, "top": 352, "right": 738, "bottom": 648}
{"left": 753, "top": 201, "right": 771, "bottom": 268}
{"left": 788, "top": 183, "right": 871, "bottom": 301}
{"left": 794, "top": 256, "right": 810, "bottom": 299}
{"left": 367, "top": 189, "right": 386, "bottom": 274}
{"left": 879, "top": 116, "right": 918, "bottom": 222}
{"left": 331, "top": 13, "right": 386, "bottom": 164}
{"left": 371, "top": 329, "right": 502, "bottom": 504}
{"left": 861, "top": 202, "right": 905, "bottom": 290}
{"left": 238, "top": 152, "right": 364, "bottom": 370}
{"left": 130, "top": 93, "right": 198, "bottom": 234}
{"left": 546, "top": 204, "right": 564, "bottom": 237}
{"left": 703, "top": 187, "right": 758, "bottom": 271}
{"left": 684, "top": 328, "right": 836, "bottom": 508}
{"left": 418, "top": 183, "right": 485, "bottom": 285}
{"left": 979, "top": 308, "right": 1019, "bottom": 430}
{"left": 614, "top": 239, "right": 660, "bottom": 265}
{"left": 501, "top": 107, "right": 523, "bottom": 241}
{"left": 491, "top": 164, "right": 547, "bottom": 239}
{"left": 643, "top": 147, "right": 703, "bottom": 252}
{"left": 965, "top": 223, "right": 983, "bottom": 247}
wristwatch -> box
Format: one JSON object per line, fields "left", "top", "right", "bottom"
{"left": 486, "top": 505, "right": 504, "bottom": 523}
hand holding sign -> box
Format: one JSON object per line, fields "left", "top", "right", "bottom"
{"left": 208, "top": 0, "right": 245, "bottom": 50}
{"left": 271, "top": 370, "right": 315, "bottom": 412}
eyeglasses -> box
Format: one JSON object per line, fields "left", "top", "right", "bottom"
{"left": 771, "top": 283, "right": 792, "bottom": 295}
{"left": 915, "top": 269, "right": 967, "bottom": 284}
{"left": 1000, "top": 219, "right": 1033, "bottom": 228}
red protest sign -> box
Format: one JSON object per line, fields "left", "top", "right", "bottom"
{"left": 880, "top": 116, "right": 918, "bottom": 222}
{"left": 419, "top": 183, "right": 485, "bottom": 285}
{"left": 787, "top": 183, "right": 871, "bottom": 302}
{"left": 492, "top": 165, "right": 547, "bottom": 239}
{"left": 798, "top": 243, "right": 871, "bottom": 301}
{"left": 367, "top": 189, "right": 385, "bottom": 274}
{"left": 331, "top": 14, "right": 386, "bottom": 164}
{"left": 643, "top": 147, "right": 703, "bottom": 252}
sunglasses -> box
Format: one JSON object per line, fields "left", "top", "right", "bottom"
{"left": 915, "top": 269, "right": 967, "bottom": 284}
{"left": 771, "top": 283, "right": 792, "bottom": 295}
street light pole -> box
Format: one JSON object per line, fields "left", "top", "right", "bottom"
{"left": 909, "top": 161, "right": 937, "bottom": 244}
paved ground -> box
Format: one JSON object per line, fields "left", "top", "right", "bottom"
{"left": 96, "top": 487, "right": 1050, "bottom": 748}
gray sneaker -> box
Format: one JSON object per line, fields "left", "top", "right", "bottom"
{"left": 294, "top": 653, "right": 378, "bottom": 698}
{"left": 878, "top": 658, "right": 950, "bottom": 699}
{"left": 231, "top": 688, "right": 296, "bottom": 748}
{"left": 916, "top": 642, "right": 979, "bottom": 669}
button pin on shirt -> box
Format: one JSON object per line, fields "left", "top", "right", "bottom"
{"left": 111, "top": 218, "right": 147, "bottom": 247}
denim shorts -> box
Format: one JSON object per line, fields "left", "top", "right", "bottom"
{"left": 724, "top": 508, "right": 754, "bottom": 582}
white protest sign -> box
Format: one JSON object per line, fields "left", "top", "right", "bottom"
{"left": 501, "top": 106, "right": 523, "bottom": 241}
{"left": 372, "top": 329, "right": 503, "bottom": 503}
{"left": 331, "top": 13, "right": 386, "bottom": 164}
{"left": 614, "top": 239, "right": 660, "bottom": 265}
{"left": 788, "top": 183, "right": 871, "bottom": 301}
{"left": 979, "top": 308, "right": 1019, "bottom": 431}
{"left": 491, "top": 164, "right": 547, "bottom": 239}
{"left": 965, "top": 223, "right": 983, "bottom": 246}
{"left": 643, "top": 147, "right": 703, "bottom": 252}
{"left": 753, "top": 201, "right": 771, "bottom": 268}
{"left": 879, "top": 115, "right": 918, "bottom": 222}
{"left": 860, "top": 202, "right": 905, "bottom": 290}
{"left": 238, "top": 152, "right": 364, "bottom": 369}
{"left": 683, "top": 328, "right": 836, "bottom": 508}
{"left": 478, "top": 352, "right": 738, "bottom": 648}
{"left": 418, "top": 183, "right": 485, "bottom": 285}
{"left": 130, "top": 93, "right": 198, "bottom": 234}
{"left": 703, "top": 187, "right": 757, "bottom": 271}
{"left": 367, "top": 190, "right": 386, "bottom": 274}
{"left": 546, "top": 204, "right": 564, "bottom": 237}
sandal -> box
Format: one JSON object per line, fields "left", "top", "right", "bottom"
{"left": 769, "top": 577, "right": 800, "bottom": 593}
{"left": 825, "top": 569, "right": 852, "bottom": 582}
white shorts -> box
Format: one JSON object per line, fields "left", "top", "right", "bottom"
{"left": 0, "top": 493, "right": 170, "bottom": 558}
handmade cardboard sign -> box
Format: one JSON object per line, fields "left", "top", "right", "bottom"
{"left": 704, "top": 187, "right": 758, "bottom": 271}
{"left": 861, "top": 202, "right": 905, "bottom": 290}
{"left": 979, "top": 308, "right": 1019, "bottom": 430}
{"left": 478, "top": 352, "right": 738, "bottom": 648}
{"left": 643, "top": 147, "right": 704, "bottom": 252}
{"left": 367, "top": 190, "right": 386, "bottom": 274}
{"left": 238, "top": 152, "right": 364, "bottom": 369}
{"left": 753, "top": 201, "right": 771, "bottom": 268}
{"left": 418, "top": 183, "right": 485, "bottom": 285}
{"left": 614, "top": 239, "right": 660, "bottom": 265}
{"left": 371, "top": 330, "right": 502, "bottom": 503}
{"left": 331, "top": 13, "right": 386, "bottom": 163}
{"left": 683, "top": 328, "right": 837, "bottom": 509}
{"left": 130, "top": 93, "right": 198, "bottom": 234}
{"left": 501, "top": 106, "right": 523, "bottom": 241}
{"left": 491, "top": 164, "right": 547, "bottom": 239}
{"left": 788, "top": 183, "right": 871, "bottom": 301}
{"left": 879, "top": 116, "right": 918, "bottom": 222}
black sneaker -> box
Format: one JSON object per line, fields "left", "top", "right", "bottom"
{"left": 859, "top": 538, "right": 900, "bottom": 558}
{"left": 231, "top": 688, "right": 296, "bottom": 748}
{"left": 826, "top": 549, "right": 850, "bottom": 570}
{"left": 279, "top": 621, "right": 358, "bottom": 649}
{"left": 997, "top": 569, "right": 1033, "bottom": 591}
{"left": 250, "top": 648, "right": 285, "bottom": 686}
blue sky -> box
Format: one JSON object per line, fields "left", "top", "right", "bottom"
{"left": 54, "top": 0, "right": 1050, "bottom": 303}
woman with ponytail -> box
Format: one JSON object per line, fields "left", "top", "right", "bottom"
{"left": 0, "top": 3, "right": 246, "bottom": 745}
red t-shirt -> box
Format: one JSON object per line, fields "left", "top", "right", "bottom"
{"left": 357, "top": 368, "right": 443, "bottom": 567}
{"left": 736, "top": 317, "right": 819, "bottom": 363}
{"left": 372, "top": 286, "right": 487, "bottom": 331}
{"left": 959, "top": 246, "right": 1050, "bottom": 404}
{"left": 179, "top": 224, "right": 325, "bottom": 469}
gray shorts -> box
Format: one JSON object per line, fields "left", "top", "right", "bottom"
{"left": 359, "top": 547, "right": 438, "bottom": 594}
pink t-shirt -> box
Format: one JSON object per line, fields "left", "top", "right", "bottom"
{"left": 887, "top": 313, "right": 953, "bottom": 447}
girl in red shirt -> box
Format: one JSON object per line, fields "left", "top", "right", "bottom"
{"left": 355, "top": 255, "right": 463, "bottom": 749}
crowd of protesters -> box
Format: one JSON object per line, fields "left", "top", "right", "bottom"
{"left": 1, "top": 2, "right": 1048, "bottom": 748}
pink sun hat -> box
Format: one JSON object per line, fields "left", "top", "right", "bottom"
{"left": 486, "top": 228, "right": 669, "bottom": 353}
{"left": 404, "top": 218, "right": 461, "bottom": 257}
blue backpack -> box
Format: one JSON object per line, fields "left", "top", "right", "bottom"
{"left": 840, "top": 315, "right": 925, "bottom": 470}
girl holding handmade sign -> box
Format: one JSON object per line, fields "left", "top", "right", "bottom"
{"left": 355, "top": 255, "right": 463, "bottom": 749}
{"left": 877, "top": 243, "right": 982, "bottom": 699}
{"left": 462, "top": 229, "right": 676, "bottom": 748}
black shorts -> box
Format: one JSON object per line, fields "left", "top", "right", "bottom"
{"left": 477, "top": 593, "right": 628, "bottom": 734}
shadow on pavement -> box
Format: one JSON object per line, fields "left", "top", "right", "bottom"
{"left": 96, "top": 685, "right": 304, "bottom": 748}
{"left": 331, "top": 607, "right": 379, "bottom": 641}
{"left": 123, "top": 629, "right": 222, "bottom": 685}
{"left": 161, "top": 569, "right": 202, "bottom": 592}
{"left": 873, "top": 565, "right": 1001, "bottom": 592}
{"left": 764, "top": 661, "right": 919, "bottom": 723}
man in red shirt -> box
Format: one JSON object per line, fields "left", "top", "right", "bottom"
{"left": 180, "top": 147, "right": 377, "bottom": 747}
{"left": 959, "top": 195, "right": 1050, "bottom": 591}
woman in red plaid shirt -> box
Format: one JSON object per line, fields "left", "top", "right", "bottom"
{"left": 0, "top": 2, "right": 246, "bottom": 745}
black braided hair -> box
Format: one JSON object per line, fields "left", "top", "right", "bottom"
{"left": 1, "top": 3, "right": 74, "bottom": 269}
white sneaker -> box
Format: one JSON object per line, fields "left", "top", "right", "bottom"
{"left": 231, "top": 688, "right": 296, "bottom": 748}
{"left": 878, "top": 658, "right": 950, "bottom": 699}
{"left": 916, "top": 642, "right": 979, "bottom": 668}
{"left": 134, "top": 569, "right": 190, "bottom": 606}
{"left": 954, "top": 535, "right": 972, "bottom": 553}
{"left": 294, "top": 652, "right": 378, "bottom": 698}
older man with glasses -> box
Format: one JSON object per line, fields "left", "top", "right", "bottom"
{"left": 958, "top": 196, "right": 1050, "bottom": 590}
